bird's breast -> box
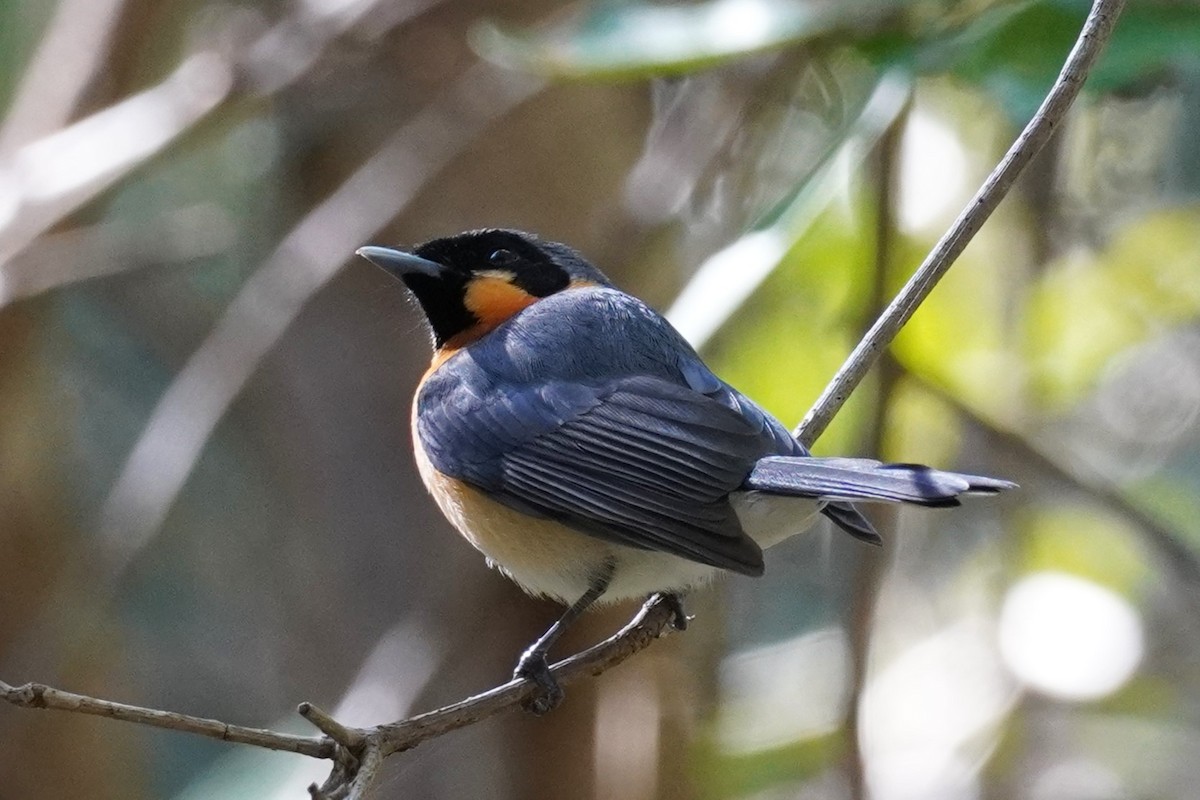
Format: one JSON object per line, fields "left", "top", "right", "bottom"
{"left": 410, "top": 400, "right": 605, "bottom": 602}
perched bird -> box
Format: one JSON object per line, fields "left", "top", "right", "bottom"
{"left": 357, "top": 229, "right": 1013, "bottom": 713}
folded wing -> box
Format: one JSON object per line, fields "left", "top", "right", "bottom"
{"left": 418, "top": 375, "right": 773, "bottom": 576}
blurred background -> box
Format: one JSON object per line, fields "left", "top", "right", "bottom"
{"left": 3, "top": 0, "right": 1200, "bottom": 798}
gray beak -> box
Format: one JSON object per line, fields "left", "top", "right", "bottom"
{"left": 356, "top": 246, "right": 446, "bottom": 280}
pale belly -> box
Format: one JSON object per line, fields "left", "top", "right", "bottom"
{"left": 413, "top": 424, "right": 822, "bottom": 604}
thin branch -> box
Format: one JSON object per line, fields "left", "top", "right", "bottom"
{"left": 369, "top": 592, "right": 680, "bottom": 756}
{"left": 0, "top": 678, "right": 332, "bottom": 758}
{"left": 0, "top": 0, "right": 128, "bottom": 155}
{"left": 300, "top": 703, "right": 366, "bottom": 750}
{"left": 0, "top": 595, "right": 680, "bottom": 796}
{"left": 0, "top": 0, "right": 442, "bottom": 288}
{"left": 95, "top": 62, "right": 542, "bottom": 575}
{"left": 345, "top": 742, "right": 383, "bottom": 800}
{"left": 796, "top": 0, "right": 1127, "bottom": 446}
{"left": 0, "top": 51, "right": 235, "bottom": 271}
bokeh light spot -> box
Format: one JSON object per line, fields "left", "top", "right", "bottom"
{"left": 999, "top": 572, "right": 1143, "bottom": 701}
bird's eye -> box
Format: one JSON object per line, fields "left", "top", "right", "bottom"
{"left": 488, "top": 249, "right": 519, "bottom": 266}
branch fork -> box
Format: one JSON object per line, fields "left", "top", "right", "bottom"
{"left": 4, "top": 594, "right": 682, "bottom": 799}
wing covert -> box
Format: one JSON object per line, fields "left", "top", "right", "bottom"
{"left": 418, "top": 372, "right": 769, "bottom": 576}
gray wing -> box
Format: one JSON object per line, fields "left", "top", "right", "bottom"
{"left": 417, "top": 372, "right": 770, "bottom": 576}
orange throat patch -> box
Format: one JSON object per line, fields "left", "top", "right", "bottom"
{"left": 464, "top": 275, "right": 538, "bottom": 328}
{"left": 425, "top": 276, "right": 536, "bottom": 373}
{"left": 425, "top": 278, "right": 599, "bottom": 374}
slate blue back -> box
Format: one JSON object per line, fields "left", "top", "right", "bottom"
{"left": 415, "top": 286, "right": 803, "bottom": 574}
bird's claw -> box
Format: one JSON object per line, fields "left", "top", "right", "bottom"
{"left": 513, "top": 651, "right": 564, "bottom": 715}
{"left": 652, "top": 592, "right": 690, "bottom": 631}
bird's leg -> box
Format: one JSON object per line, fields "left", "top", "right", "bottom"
{"left": 514, "top": 560, "right": 615, "bottom": 715}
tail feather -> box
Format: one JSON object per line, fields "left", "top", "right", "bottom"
{"left": 743, "top": 456, "right": 1016, "bottom": 543}
{"left": 822, "top": 501, "right": 883, "bottom": 546}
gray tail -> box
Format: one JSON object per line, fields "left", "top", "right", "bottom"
{"left": 743, "top": 456, "right": 1016, "bottom": 546}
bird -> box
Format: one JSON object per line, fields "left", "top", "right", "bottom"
{"left": 357, "top": 228, "right": 1014, "bottom": 713}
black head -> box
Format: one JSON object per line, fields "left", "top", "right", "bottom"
{"left": 358, "top": 229, "right": 611, "bottom": 350}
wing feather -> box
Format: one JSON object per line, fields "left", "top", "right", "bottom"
{"left": 418, "top": 372, "right": 768, "bottom": 576}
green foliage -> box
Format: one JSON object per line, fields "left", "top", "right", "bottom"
{"left": 0, "top": 0, "right": 54, "bottom": 106}
{"left": 476, "top": 0, "right": 1200, "bottom": 127}
{"left": 704, "top": 200, "right": 875, "bottom": 455}
{"left": 1025, "top": 207, "right": 1200, "bottom": 408}
{"left": 1127, "top": 475, "right": 1200, "bottom": 547}
{"left": 472, "top": 0, "right": 907, "bottom": 80}
{"left": 1016, "top": 505, "right": 1150, "bottom": 596}
{"left": 883, "top": 378, "right": 964, "bottom": 466}
{"left": 693, "top": 728, "right": 842, "bottom": 799}
{"left": 945, "top": 1, "right": 1200, "bottom": 121}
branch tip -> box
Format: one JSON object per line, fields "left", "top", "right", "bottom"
{"left": 299, "top": 703, "right": 364, "bottom": 749}
{"left": 797, "top": 0, "right": 1127, "bottom": 445}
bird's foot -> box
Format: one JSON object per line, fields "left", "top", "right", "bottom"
{"left": 651, "top": 592, "right": 690, "bottom": 631}
{"left": 513, "top": 650, "right": 564, "bottom": 715}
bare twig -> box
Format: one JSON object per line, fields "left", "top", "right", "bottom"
{"left": 0, "top": 51, "right": 235, "bottom": 271}
{"left": 299, "top": 703, "right": 365, "bottom": 750}
{"left": 369, "top": 592, "right": 679, "bottom": 755}
{"left": 0, "top": 678, "right": 332, "bottom": 758}
{"left": 0, "top": 0, "right": 442, "bottom": 289}
{"left": 344, "top": 742, "right": 383, "bottom": 800}
{"left": 796, "top": 0, "right": 1127, "bottom": 446}
{"left": 96, "top": 63, "right": 542, "bottom": 573}
{"left": 1, "top": 595, "right": 680, "bottom": 795}
{"left": 0, "top": 0, "right": 128, "bottom": 155}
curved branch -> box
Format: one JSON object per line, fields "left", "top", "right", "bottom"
{"left": 369, "top": 592, "right": 680, "bottom": 756}
{"left": 796, "top": 0, "right": 1127, "bottom": 446}
{"left": 1, "top": 595, "right": 681, "bottom": 794}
